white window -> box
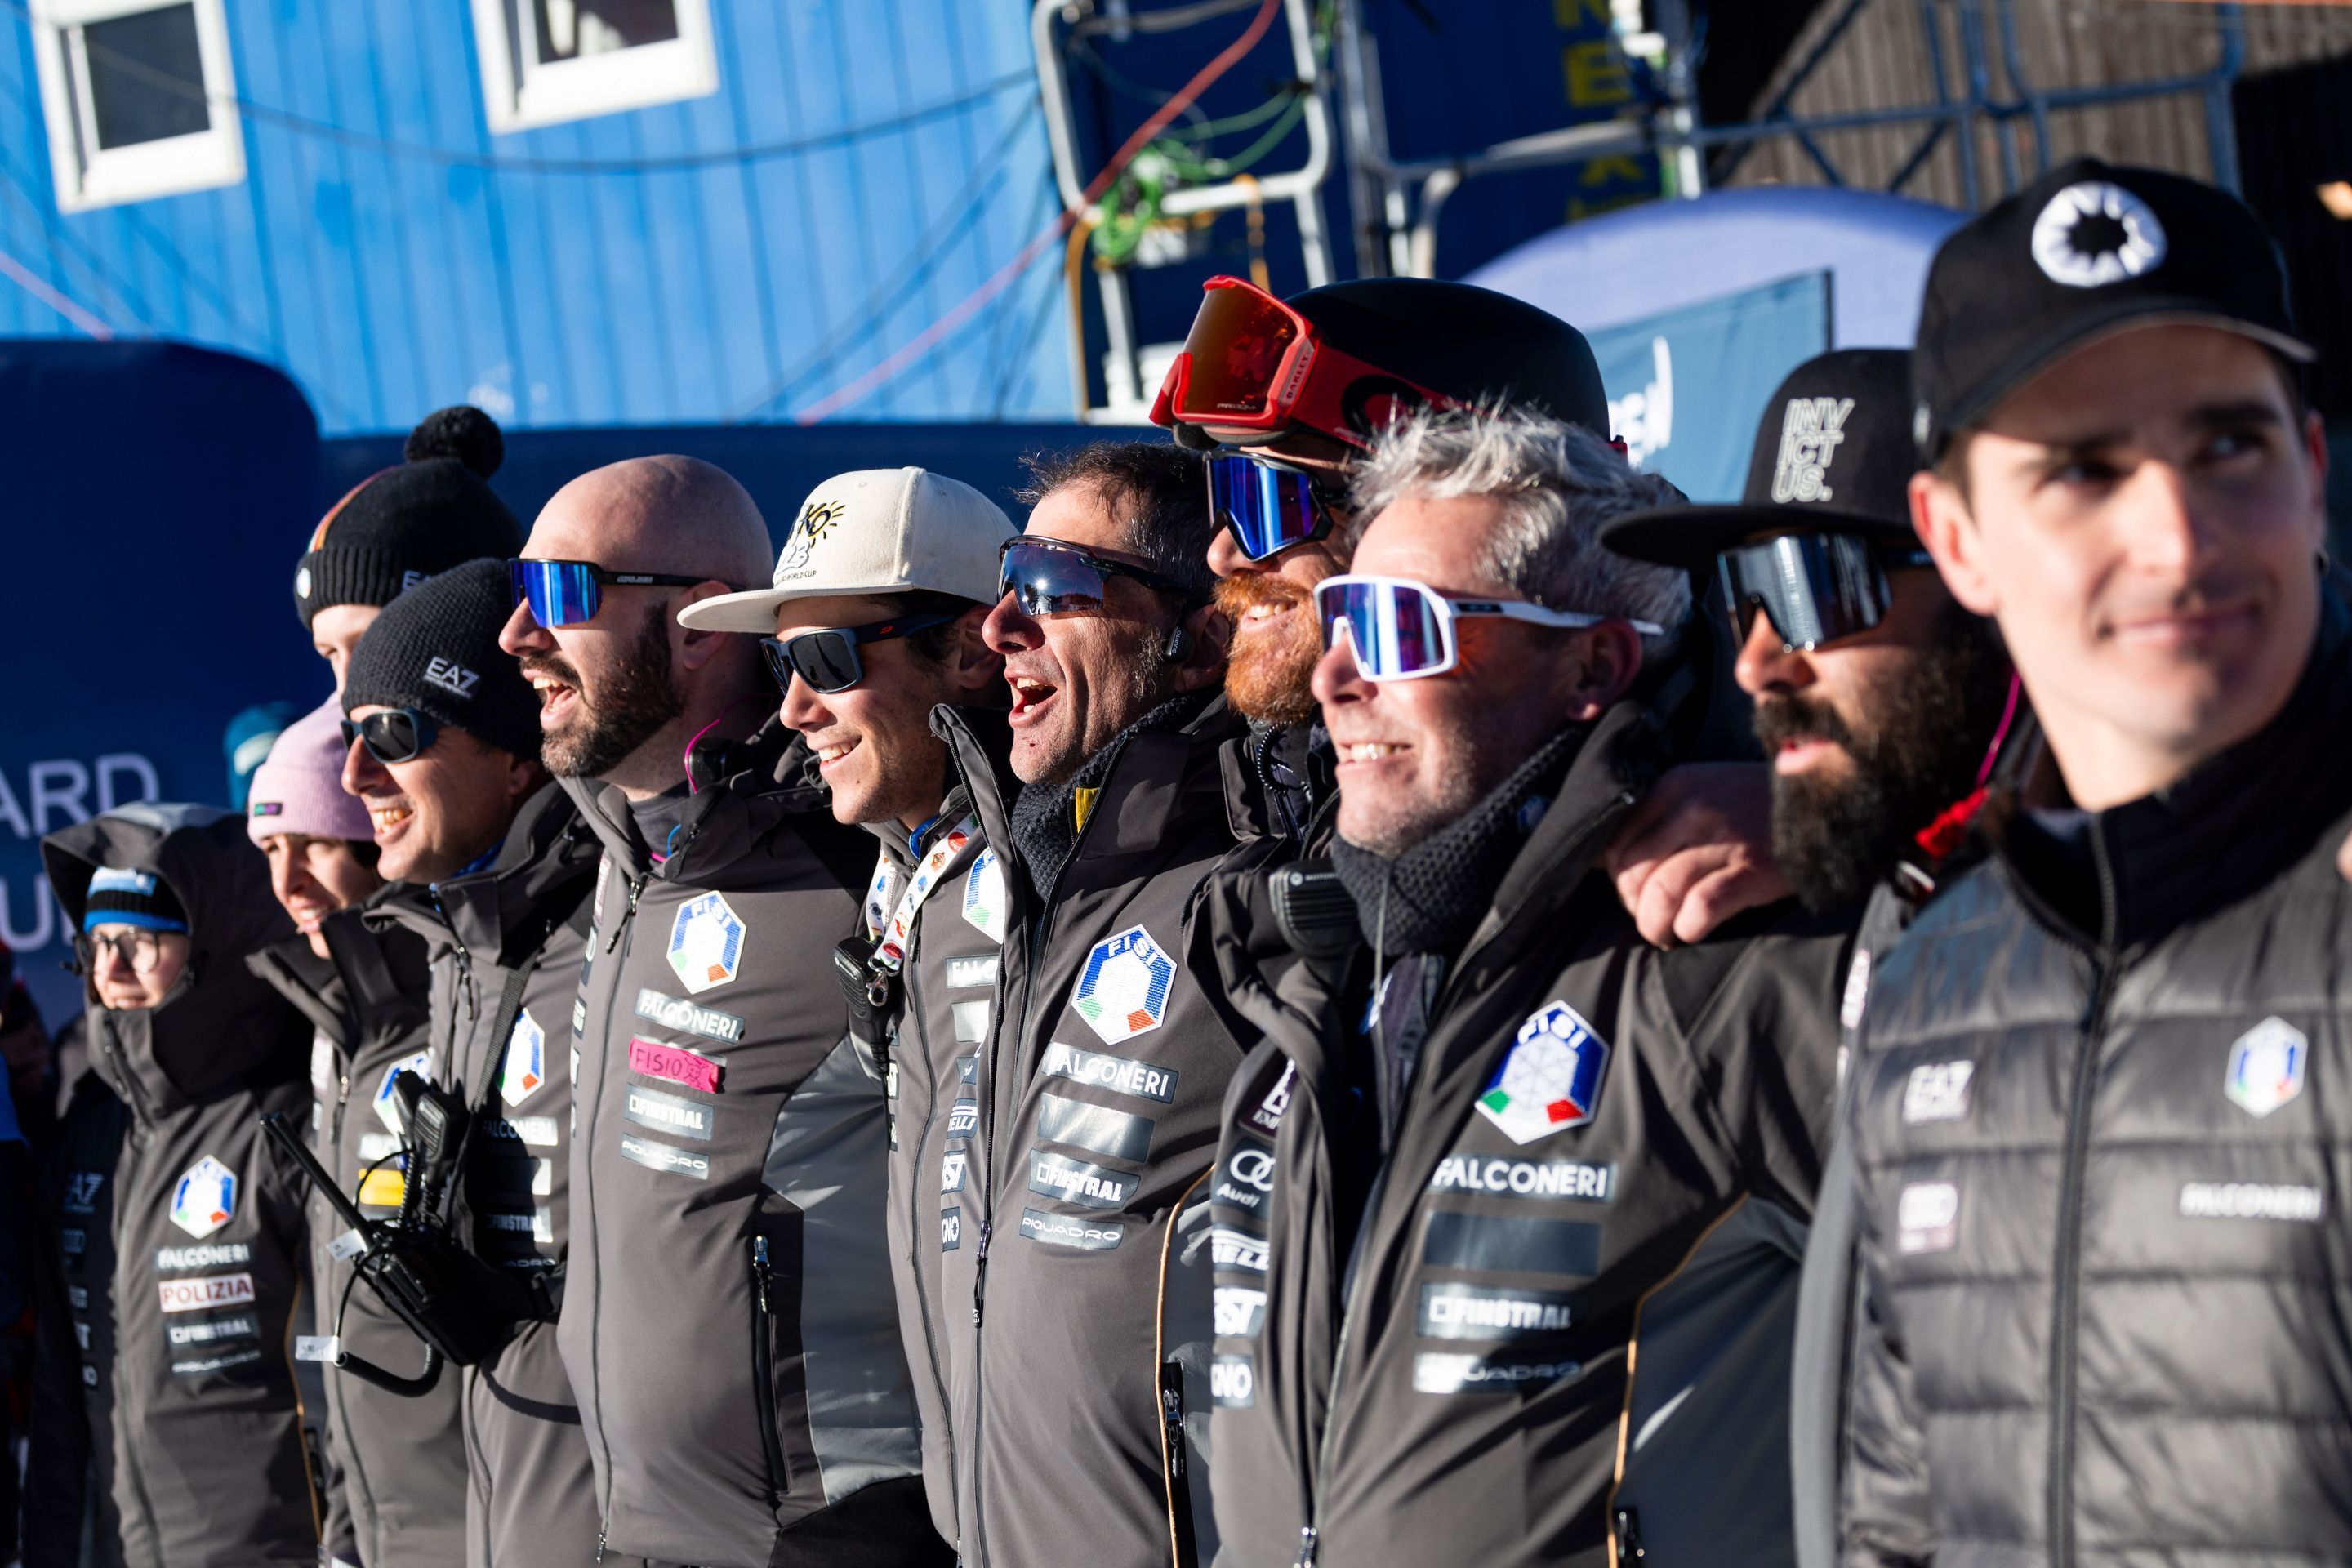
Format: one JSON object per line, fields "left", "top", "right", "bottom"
{"left": 29, "top": 0, "right": 243, "bottom": 212}
{"left": 472, "top": 0, "right": 719, "bottom": 134}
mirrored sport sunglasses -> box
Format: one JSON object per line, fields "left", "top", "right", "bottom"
{"left": 1209, "top": 452, "right": 1343, "bottom": 562}
{"left": 1315, "top": 573, "right": 1663, "bottom": 682}
{"left": 1716, "top": 533, "right": 1935, "bottom": 653}
{"left": 760, "top": 612, "right": 956, "bottom": 695}
{"left": 510, "top": 558, "right": 710, "bottom": 629}
{"left": 997, "top": 537, "right": 1205, "bottom": 617}
{"left": 341, "top": 707, "right": 440, "bottom": 765}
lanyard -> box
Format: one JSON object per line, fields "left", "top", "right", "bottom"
{"left": 862, "top": 812, "right": 982, "bottom": 981}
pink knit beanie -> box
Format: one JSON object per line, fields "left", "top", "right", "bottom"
{"left": 247, "top": 697, "right": 374, "bottom": 845}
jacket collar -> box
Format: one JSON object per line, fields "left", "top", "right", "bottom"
{"left": 558, "top": 719, "right": 839, "bottom": 884}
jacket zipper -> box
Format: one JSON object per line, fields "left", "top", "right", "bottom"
{"left": 106, "top": 1089, "right": 164, "bottom": 1554}
{"left": 584, "top": 866, "right": 643, "bottom": 1531}
{"left": 2047, "top": 822, "right": 2123, "bottom": 1568}
{"left": 1296, "top": 791, "right": 1637, "bottom": 1566}
{"left": 749, "top": 1236, "right": 790, "bottom": 1504}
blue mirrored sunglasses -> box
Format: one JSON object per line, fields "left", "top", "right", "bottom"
{"left": 1208, "top": 453, "right": 1341, "bottom": 563}
{"left": 510, "top": 559, "right": 709, "bottom": 629}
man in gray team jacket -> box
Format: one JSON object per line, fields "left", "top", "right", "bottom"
{"left": 503, "top": 457, "right": 945, "bottom": 1568}
{"left": 1201, "top": 407, "right": 1851, "bottom": 1568}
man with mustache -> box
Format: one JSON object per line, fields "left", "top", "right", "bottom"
{"left": 1821, "top": 160, "right": 2352, "bottom": 1564}
{"left": 1601, "top": 347, "right": 2020, "bottom": 1568}
{"left": 501, "top": 458, "right": 944, "bottom": 1568}
{"left": 927, "top": 442, "right": 1241, "bottom": 1568}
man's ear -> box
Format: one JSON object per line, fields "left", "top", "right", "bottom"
{"left": 672, "top": 581, "right": 739, "bottom": 674}
{"left": 509, "top": 752, "right": 550, "bottom": 805}
{"left": 1168, "top": 598, "right": 1233, "bottom": 693}
{"left": 945, "top": 605, "right": 1004, "bottom": 702}
{"left": 1558, "top": 621, "right": 1643, "bottom": 722}
{"left": 1911, "top": 470, "right": 1998, "bottom": 618}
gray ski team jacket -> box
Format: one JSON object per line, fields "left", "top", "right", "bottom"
{"left": 556, "top": 731, "right": 941, "bottom": 1568}
{"left": 868, "top": 766, "right": 1004, "bottom": 1553}
{"left": 368, "top": 782, "right": 604, "bottom": 1567}
{"left": 248, "top": 901, "right": 465, "bottom": 1566}
{"left": 932, "top": 697, "right": 1249, "bottom": 1568}
{"left": 1200, "top": 689, "right": 1851, "bottom": 1568}
{"left": 25, "top": 807, "right": 318, "bottom": 1567}
{"left": 1832, "top": 597, "right": 2352, "bottom": 1568}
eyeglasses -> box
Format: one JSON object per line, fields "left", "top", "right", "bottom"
{"left": 1716, "top": 534, "right": 1934, "bottom": 653}
{"left": 1315, "top": 573, "right": 1664, "bottom": 682}
{"left": 341, "top": 707, "right": 441, "bottom": 765}
{"left": 1150, "top": 275, "right": 1462, "bottom": 451}
{"left": 75, "top": 928, "right": 178, "bottom": 975}
{"left": 760, "top": 612, "right": 956, "bottom": 695}
{"left": 510, "top": 559, "right": 710, "bottom": 629}
{"left": 1209, "top": 453, "right": 1343, "bottom": 562}
{"left": 997, "top": 537, "right": 1204, "bottom": 617}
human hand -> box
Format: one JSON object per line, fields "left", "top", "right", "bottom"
{"left": 1603, "top": 762, "right": 1791, "bottom": 947}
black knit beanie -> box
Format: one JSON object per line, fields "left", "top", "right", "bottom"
{"left": 341, "top": 559, "right": 542, "bottom": 760}
{"left": 295, "top": 406, "right": 523, "bottom": 628}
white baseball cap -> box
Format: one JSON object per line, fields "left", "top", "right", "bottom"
{"left": 678, "top": 466, "right": 1017, "bottom": 633}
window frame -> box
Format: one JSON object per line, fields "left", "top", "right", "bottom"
{"left": 29, "top": 0, "right": 245, "bottom": 212}
{"left": 470, "top": 0, "right": 719, "bottom": 135}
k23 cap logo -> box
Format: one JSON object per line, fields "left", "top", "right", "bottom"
{"left": 666, "top": 892, "right": 746, "bottom": 996}
{"left": 1072, "top": 924, "right": 1176, "bottom": 1045}
{"left": 1474, "top": 1001, "right": 1610, "bottom": 1146}
{"left": 169, "top": 1155, "right": 236, "bottom": 1240}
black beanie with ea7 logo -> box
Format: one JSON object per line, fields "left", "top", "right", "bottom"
{"left": 295, "top": 405, "right": 524, "bottom": 629}
{"left": 341, "top": 558, "right": 543, "bottom": 761}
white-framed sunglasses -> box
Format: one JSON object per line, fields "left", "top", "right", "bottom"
{"left": 1314, "top": 572, "right": 1663, "bottom": 682}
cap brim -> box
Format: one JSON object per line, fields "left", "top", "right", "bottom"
{"left": 1940, "top": 303, "right": 2318, "bottom": 444}
{"left": 676, "top": 577, "right": 1002, "bottom": 634}
{"left": 1602, "top": 503, "right": 1919, "bottom": 570}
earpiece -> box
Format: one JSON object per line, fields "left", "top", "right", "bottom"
{"left": 1164, "top": 626, "right": 1192, "bottom": 662}
{"left": 686, "top": 733, "right": 746, "bottom": 794}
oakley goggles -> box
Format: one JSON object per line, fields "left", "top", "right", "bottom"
{"left": 998, "top": 537, "right": 1204, "bottom": 617}
{"left": 1717, "top": 533, "right": 1935, "bottom": 653}
{"left": 1316, "top": 573, "right": 1664, "bottom": 682}
{"left": 760, "top": 612, "right": 956, "bottom": 695}
{"left": 341, "top": 707, "right": 439, "bottom": 765}
{"left": 1150, "top": 275, "right": 1462, "bottom": 450}
{"left": 1209, "top": 452, "right": 1343, "bottom": 562}
{"left": 511, "top": 559, "right": 710, "bottom": 629}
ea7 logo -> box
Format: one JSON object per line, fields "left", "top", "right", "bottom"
{"left": 425, "top": 657, "right": 480, "bottom": 697}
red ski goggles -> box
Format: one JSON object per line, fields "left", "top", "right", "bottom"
{"left": 1150, "top": 275, "right": 1464, "bottom": 451}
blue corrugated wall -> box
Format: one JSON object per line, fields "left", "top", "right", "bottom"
{"left": 0, "top": 0, "right": 1072, "bottom": 432}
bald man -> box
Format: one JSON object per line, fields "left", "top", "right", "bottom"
{"left": 501, "top": 460, "right": 948, "bottom": 1568}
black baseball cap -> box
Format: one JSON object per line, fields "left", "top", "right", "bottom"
{"left": 1913, "top": 157, "right": 2314, "bottom": 458}
{"left": 1604, "top": 348, "right": 1920, "bottom": 569}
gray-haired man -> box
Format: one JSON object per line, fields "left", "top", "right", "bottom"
{"left": 1196, "top": 407, "right": 1851, "bottom": 1568}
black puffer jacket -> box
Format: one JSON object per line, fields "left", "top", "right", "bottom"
{"left": 24, "top": 806, "right": 316, "bottom": 1567}
{"left": 1835, "top": 592, "right": 2352, "bottom": 1566}
{"left": 248, "top": 903, "right": 462, "bottom": 1565}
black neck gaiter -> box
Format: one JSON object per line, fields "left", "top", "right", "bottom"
{"left": 1331, "top": 723, "right": 1588, "bottom": 961}
{"left": 1009, "top": 691, "right": 1210, "bottom": 897}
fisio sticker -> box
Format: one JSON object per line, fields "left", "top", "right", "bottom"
{"left": 962, "top": 850, "right": 1009, "bottom": 939}
{"left": 629, "top": 1037, "right": 722, "bottom": 1095}
{"left": 666, "top": 892, "right": 746, "bottom": 996}
{"left": 501, "top": 1009, "right": 546, "bottom": 1107}
{"left": 1473, "top": 1002, "right": 1610, "bottom": 1146}
{"left": 1072, "top": 925, "right": 1177, "bottom": 1045}
{"left": 168, "top": 1156, "right": 236, "bottom": 1240}
{"left": 374, "top": 1050, "right": 434, "bottom": 1134}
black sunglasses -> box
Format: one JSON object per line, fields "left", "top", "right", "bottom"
{"left": 760, "top": 612, "right": 956, "bottom": 695}
{"left": 341, "top": 707, "right": 441, "bottom": 765}
{"left": 1717, "top": 533, "right": 1936, "bottom": 653}
{"left": 997, "top": 537, "right": 1205, "bottom": 617}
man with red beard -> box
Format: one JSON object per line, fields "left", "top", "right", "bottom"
{"left": 1152, "top": 276, "right": 1619, "bottom": 863}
